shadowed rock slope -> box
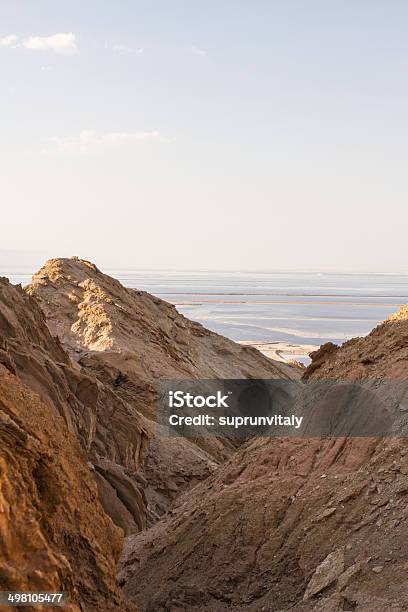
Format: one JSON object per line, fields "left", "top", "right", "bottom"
{"left": 119, "top": 308, "right": 408, "bottom": 611}
{"left": 0, "top": 364, "right": 137, "bottom": 611}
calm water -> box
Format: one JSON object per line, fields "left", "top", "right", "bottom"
{"left": 7, "top": 269, "right": 408, "bottom": 348}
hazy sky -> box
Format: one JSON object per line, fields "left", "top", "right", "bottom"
{"left": 1, "top": 1, "right": 408, "bottom": 272}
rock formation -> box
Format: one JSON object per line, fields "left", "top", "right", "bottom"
{"left": 120, "top": 434, "right": 408, "bottom": 610}
{"left": 0, "top": 257, "right": 301, "bottom": 609}
{"left": 304, "top": 304, "right": 408, "bottom": 381}
{"left": 0, "top": 363, "right": 137, "bottom": 611}
{"left": 0, "top": 275, "right": 148, "bottom": 534}
{"left": 5, "top": 255, "right": 406, "bottom": 610}
{"left": 27, "top": 257, "right": 300, "bottom": 520}
{"left": 27, "top": 257, "right": 297, "bottom": 391}
{"left": 118, "top": 307, "right": 408, "bottom": 611}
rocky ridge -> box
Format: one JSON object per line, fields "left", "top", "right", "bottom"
{"left": 304, "top": 303, "right": 408, "bottom": 381}
{"left": 27, "top": 257, "right": 297, "bottom": 389}
{"left": 119, "top": 308, "right": 408, "bottom": 611}
{"left": 27, "top": 257, "right": 300, "bottom": 519}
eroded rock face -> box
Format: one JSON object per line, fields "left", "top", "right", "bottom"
{"left": 3, "top": 258, "right": 408, "bottom": 610}
{"left": 0, "top": 364, "right": 137, "bottom": 611}
{"left": 304, "top": 305, "right": 408, "bottom": 381}
{"left": 0, "top": 259, "right": 311, "bottom": 610}
{"left": 120, "top": 433, "right": 408, "bottom": 611}
{"left": 0, "top": 276, "right": 148, "bottom": 534}
{"left": 118, "top": 309, "right": 408, "bottom": 611}
{"left": 27, "top": 258, "right": 300, "bottom": 519}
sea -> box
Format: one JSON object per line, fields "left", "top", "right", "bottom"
{"left": 6, "top": 269, "right": 408, "bottom": 365}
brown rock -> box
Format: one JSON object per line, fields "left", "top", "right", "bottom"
{"left": 118, "top": 301, "right": 408, "bottom": 611}
{"left": 303, "top": 549, "right": 345, "bottom": 600}
{"left": 303, "top": 307, "right": 408, "bottom": 381}
{"left": 0, "top": 276, "right": 148, "bottom": 533}
{"left": 5, "top": 258, "right": 408, "bottom": 611}
{"left": 0, "top": 364, "right": 136, "bottom": 611}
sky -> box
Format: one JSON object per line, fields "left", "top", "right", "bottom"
{"left": 1, "top": 0, "right": 408, "bottom": 272}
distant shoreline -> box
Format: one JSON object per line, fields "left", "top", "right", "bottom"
{"left": 238, "top": 340, "right": 319, "bottom": 366}
{"left": 173, "top": 299, "right": 404, "bottom": 307}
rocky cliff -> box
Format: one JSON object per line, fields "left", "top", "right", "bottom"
{"left": 118, "top": 308, "right": 408, "bottom": 611}
{"left": 0, "top": 276, "right": 148, "bottom": 535}
{"left": 6, "top": 256, "right": 404, "bottom": 610}
{"left": 0, "top": 363, "right": 137, "bottom": 611}
{"left": 0, "top": 257, "right": 302, "bottom": 610}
